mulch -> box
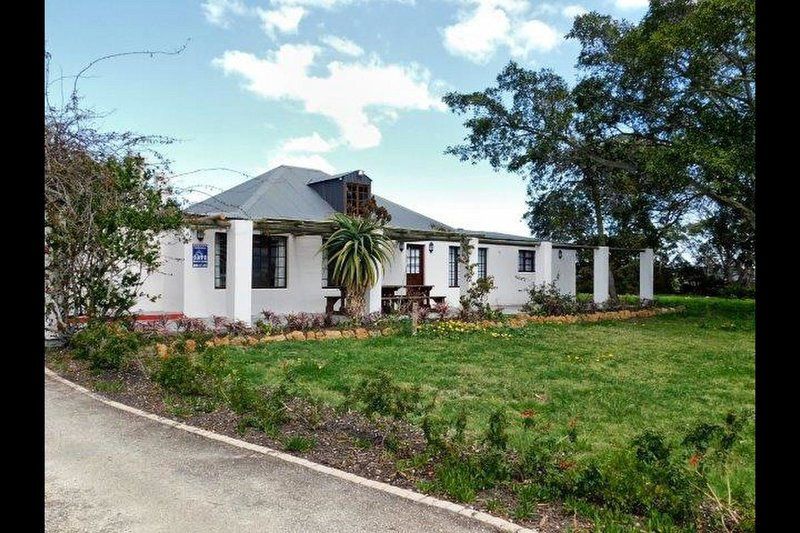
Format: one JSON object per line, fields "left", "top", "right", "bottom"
{"left": 46, "top": 350, "right": 590, "bottom": 532}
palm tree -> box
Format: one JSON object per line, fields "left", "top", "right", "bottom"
{"left": 321, "top": 213, "right": 394, "bottom": 318}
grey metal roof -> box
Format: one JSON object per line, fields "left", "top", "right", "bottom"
{"left": 464, "top": 229, "right": 538, "bottom": 243}
{"left": 186, "top": 165, "right": 454, "bottom": 232}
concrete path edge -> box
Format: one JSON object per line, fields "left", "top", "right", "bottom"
{"left": 45, "top": 367, "right": 536, "bottom": 533}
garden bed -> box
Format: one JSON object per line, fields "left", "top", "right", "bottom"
{"left": 46, "top": 350, "right": 581, "bottom": 532}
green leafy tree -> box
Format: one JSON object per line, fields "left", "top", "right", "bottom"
{"left": 321, "top": 213, "right": 394, "bottom": 318}
{"left": 444, "top": 0, "right": 754, "bottom": 294}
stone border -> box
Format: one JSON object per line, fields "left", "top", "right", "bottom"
{"left": 45, "top": 367, "right": 536, "bottom": 533}
{"left": 194, "top": 306, "right": 683, "bottom": 348}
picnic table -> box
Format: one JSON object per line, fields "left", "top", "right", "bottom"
{"left": 325, "top": 285, "right": 446, "bottom": 315}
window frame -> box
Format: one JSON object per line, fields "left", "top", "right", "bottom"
{"left": 477, "top": 247, "right": 488, "bottom": 280}
{"left": 518, "top": 249, "right": 536, "bottom": 273}
{"left": 252, "top": 234, "right": 288, "bottom": 289}
{"left": 448, "top": 246, "right": 460, "bottom": 287}
{"left": 321, "top": 237, "right": 339, "bottom": 288}
{"left": 214, "top": 232, "right": 227, "bottom": 289}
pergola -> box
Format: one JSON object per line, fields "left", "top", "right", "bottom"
{"left": 186, "top": 215, "right": 654, "bottom": 323}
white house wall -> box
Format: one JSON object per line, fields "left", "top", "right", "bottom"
{"left": 135, "top": 231, "right": 580, "bottom": 318}
{"left": 250, "top": 234, "right": 340, "bottom": 316}
{"left": 133, "top": 232, "right": 186, "bottom": 314}
{"left": 552, "top": 248, "right": 577, "bottom": 296}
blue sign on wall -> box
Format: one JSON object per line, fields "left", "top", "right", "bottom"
{"left": 192, "top": 244, "right": 208, "bottom": 268}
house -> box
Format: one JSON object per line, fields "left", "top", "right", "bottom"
{"left": 134, "top": 165, "right": 654, "bottom": 323}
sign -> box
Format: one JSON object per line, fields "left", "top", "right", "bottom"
{"left": 192, "top": 243, "right": 208, "bottom": 268}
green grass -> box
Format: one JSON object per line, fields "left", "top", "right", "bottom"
{"left": 222, "top": 295, "right": 755, "bottom": 505}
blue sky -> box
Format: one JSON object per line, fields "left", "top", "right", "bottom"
{"left": 45, "top": 0, "right": 647, "bottom": 236}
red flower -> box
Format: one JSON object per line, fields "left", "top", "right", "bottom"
{"left": 688, "top": 454, "right": 702, "bottom": 467}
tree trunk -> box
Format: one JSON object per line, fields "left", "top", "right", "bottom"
{"left": 346, "top": 287, "right": 367, "bottom": 318}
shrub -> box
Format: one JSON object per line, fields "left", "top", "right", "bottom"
{"left": 153, "top": 353, "right": 203, "bottom": 396}
{"left": 285, "top": 312, "right": 327, "bottom": 331}
{"left": 432, "top": 301, "right": 450, "bottom": 318}
{"left": 176, "top": 317, "right": 208, "bottom": 335}
{"left": 522, "top": 281, "right": 584, "bottom": 316}
{"left": 211, "top": 316, "right": 251, "bottom": 335}
{"left": 70, "top": 321, "right": 140, "bottom": 371}
{"left": 484, "top": 409, "right": 509, "bottom": 450}
{"left": 349, "top": 371, "right": 422, "bottom": 420}
{"left": 459, "top": 276, "right": 498, "bottom": 320}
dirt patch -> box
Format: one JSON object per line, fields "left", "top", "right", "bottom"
{"left": 46, "top": 350, "right": 588, "bottom": 532}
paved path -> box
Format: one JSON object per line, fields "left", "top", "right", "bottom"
{"left": 45, "top": 376, "right": 496, "bottom": 533}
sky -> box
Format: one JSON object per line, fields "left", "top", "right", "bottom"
{"left": 45, "top": 0, "right": 648, "bottom": 237}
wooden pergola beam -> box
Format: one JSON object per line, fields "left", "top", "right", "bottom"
{"left": 181, "top": 215, "right": 647, "bottom": 252}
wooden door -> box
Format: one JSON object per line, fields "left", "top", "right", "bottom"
{"left": 405, "top": 244, "right": 424, "bottom": 286}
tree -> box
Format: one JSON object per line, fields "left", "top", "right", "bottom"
{"left": 443, "top": 0, "right": 754, "bottom": 294}
{"left": 320, "top": 213, "right": 394, "bottom": 318}
{"left": 45, "top": 52, "right": 185, "bottom": 337}
{"left": 567, "top": 0, "right": 754, "bottom": 228}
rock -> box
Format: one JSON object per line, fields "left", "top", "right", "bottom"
{"left": 286, "top": 330, "right": 306, "bottom": 341}
{"left": 354, "top": 328, "right": 369, "bottom": 339}
{"left": 368, "top": 329, "right": 382, "bottom": 337}
{"left": 341, "top": 329, "right": 355, "bottom": 338}
{"left": 324, "top": 330, "right": 342, "bottom": 340}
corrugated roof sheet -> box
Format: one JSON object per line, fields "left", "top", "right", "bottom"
{"left": 186, "top": 165, "right": 456, "bottom": 232}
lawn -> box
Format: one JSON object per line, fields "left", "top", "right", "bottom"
{"left": 225, "top": 295, "right": 755, "bottom": 509}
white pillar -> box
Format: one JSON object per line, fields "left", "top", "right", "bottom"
{"left": 226, "top": 220, "right": 253, "bottom": 325}
{"left": 593, "top": 246, "right": 610, "bottom": 305}
{"left": 366, "top": 231, "right": 387, "bottom": 314}
{"left": 535, "top": 241, "right": 553, "bottom": 287}
{"left": 639, "top": 248, "right": 654, "bottom": 301}
{"left": 459, "top": 238, "right": 479, "bottom": 297}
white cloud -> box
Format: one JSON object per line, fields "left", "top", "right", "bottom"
{"left": 615, "top": 0, "right": 648, "bottom": 9}
{"left": 442, "top": 1, "right": 562, "bottom": 64}
{"left": 279, "top": 132, "right": 336, "bottom": 152}
{"left": 267, "top": 153, "right": 337, "bottom": 173}
{"left": 509, "top": 19, "right": 560, "bottom": 56}
{"left": 443, "top": 3, "right": 511, "bottom": 64}
{"left": 256, "top": 5, "right": 306, "bottom": 37}
{"left": 562, "top": 4, "right": 588, "bottom": 18}
{"left": 213, "top": 44, "right": 444, "bottom": 149}
{"left": 321, "top": 35, "right": 364, "bottom": 57}
{"left": 202, "top": 0, "right": 248, "bottom": 27}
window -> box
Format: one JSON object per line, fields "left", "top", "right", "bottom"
{"left": 321, "top": 238, "right": 338, "bottom": 288}
{"left": 406, "top": 245, "right": 421, "bottom": 274}
{"left": 448, "top": 246, "right": 460, "bottom": 287}
{"left": 214, "top": 232, "right": 227, "bottom": 289}
{"left": 477, "top": 247, "right": 488, "bottom": 279}
{"left": 346, "top": 182, "right": 371, "bottom": 216}
{"left": 252, "top": 235, "right": 287, "bottom": 288}
{"left": 518, "top": 250, "right": 535, "bottom": 272}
